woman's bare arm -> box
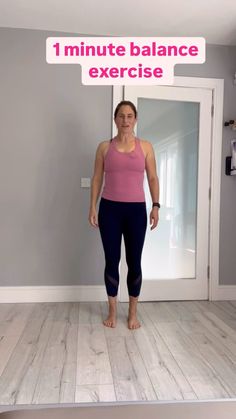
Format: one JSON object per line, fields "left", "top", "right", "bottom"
{"left": 90, "top": 143, "right": 105, "bottom": 210}
{"left": 89, "top": 141, "right": 108, "bottom": 226}
{"left": 145, "top": 141, "right": 159, "bottom": 203}
{"left": 144, "top": 141, "right": 160, "bottom": 230}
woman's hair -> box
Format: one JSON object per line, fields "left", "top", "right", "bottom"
{"left": 114, "top": 100, "right": 137, "bottom": 119}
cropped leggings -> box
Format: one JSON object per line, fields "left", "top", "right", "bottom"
{"left": 98, "top": 197, "right": 147, "bottom": 298}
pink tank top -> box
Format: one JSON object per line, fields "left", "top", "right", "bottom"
{"left": 101, "top": 137, "right": 146, "bottom": 202}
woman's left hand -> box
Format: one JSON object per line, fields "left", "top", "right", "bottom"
{"left": 149, "top": 207, "right": 159, "bottom": 230}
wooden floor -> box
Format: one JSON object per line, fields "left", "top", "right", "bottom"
{"left": 0, "top": 300, "right": 236, "bottom": 405}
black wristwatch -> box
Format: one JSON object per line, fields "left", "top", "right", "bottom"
{"left": 152, "top": 202, "right": 161, "bottom": 209}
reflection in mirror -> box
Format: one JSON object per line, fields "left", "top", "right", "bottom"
{"left": 138, "top": 98, "right": 199, "bottom": 279}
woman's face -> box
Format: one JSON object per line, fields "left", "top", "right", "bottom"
{"left": 115, "top": 105, "right": 137, "bottom": 135}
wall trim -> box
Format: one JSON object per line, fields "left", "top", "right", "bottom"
{"left": 210, "top": 285, "right": 236, "bottom": 301}
{"left": 0, "top": 286, "right": 107, "bottom": 303}
{"left": 0, "top": 283, "right": 236, "bottom": 303}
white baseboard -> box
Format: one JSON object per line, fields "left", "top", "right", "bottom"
{"left": 0, "top": 284, "right": 235, "bottom": 304}
{"left": 210, "top": 285, "right": 236, "bottom": 301}
{"left": 0, "top": 285, "right": 107, "bottom": 303}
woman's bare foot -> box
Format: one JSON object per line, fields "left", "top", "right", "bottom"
{"left": 103, "top": 296, "right": 117, "bottom": 328}
{"left": 128, "top": 296, "right": 141, "bottom": 330}
{"left": 128, "top": 313, "right": 141, "bottom": 329}
{"left": 103, "top": 315, "right": 117, "bottom": 328}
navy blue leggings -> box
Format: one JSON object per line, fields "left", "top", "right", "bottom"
{"left": 98, "top": 198, "right": 147, "bottom": 297}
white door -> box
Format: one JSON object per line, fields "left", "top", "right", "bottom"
{"left": 119, "top": 85, "right": 212, "bottom": 301}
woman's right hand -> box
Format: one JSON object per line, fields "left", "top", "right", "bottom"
{"left": 88, "top": 207, "right": 99, "bottom": 227}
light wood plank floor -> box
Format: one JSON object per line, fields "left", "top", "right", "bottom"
{"left": 0, "top": 301, "right": 236, "bottom": 405}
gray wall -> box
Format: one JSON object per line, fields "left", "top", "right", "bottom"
{"left": 0, "top": 28, "right": 112, "bottom": 286}
{"left": 0, "top": 28, "right": 235, "bottom": 288}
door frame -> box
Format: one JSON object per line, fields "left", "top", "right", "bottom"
{"left": 112, "top": 76, "right": 226, "bottom": 301}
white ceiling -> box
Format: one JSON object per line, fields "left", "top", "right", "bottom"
{"left": 0, "top": 0, "right": 236, "bottom": 46}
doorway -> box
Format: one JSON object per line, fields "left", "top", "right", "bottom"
{"left": 112, "top": 78, "right": 224, "bottom": 302}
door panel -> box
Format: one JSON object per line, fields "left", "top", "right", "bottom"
{"left": 120, "top": 86, "right": 212, "bottom": 301}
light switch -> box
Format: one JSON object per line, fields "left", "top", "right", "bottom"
{"left": 81, "top": 177, "right": 91, "bottom": 188}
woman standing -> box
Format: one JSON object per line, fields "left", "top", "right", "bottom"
{"left": 89, "top": 100, "right": 160, "bottom": 329}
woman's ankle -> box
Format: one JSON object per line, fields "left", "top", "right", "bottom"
{"left": 108, "top": 295, "right": 117, "bottom": 312}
